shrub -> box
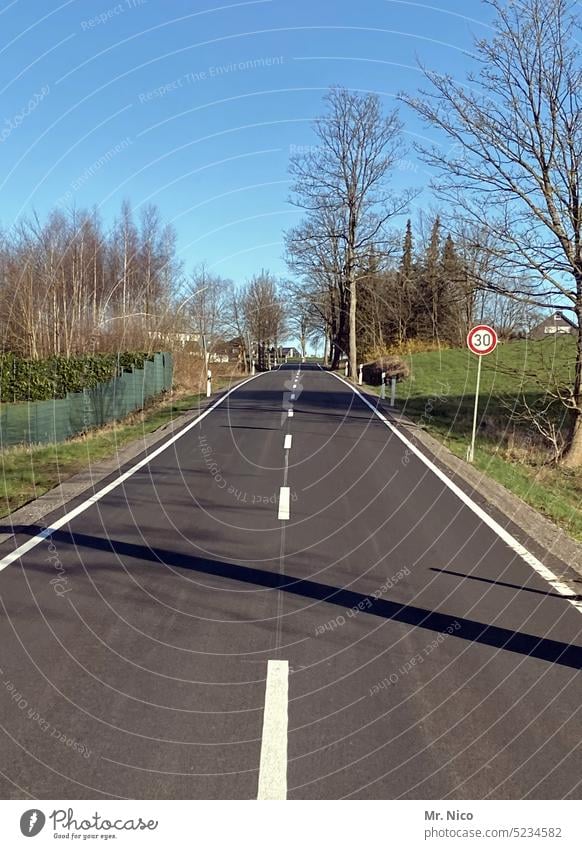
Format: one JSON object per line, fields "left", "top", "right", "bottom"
{"left": 362, "top": 356, "right": 410, "bottom": 386}
{"left": 0, "top": 352, "right": 155, "bottom": 402}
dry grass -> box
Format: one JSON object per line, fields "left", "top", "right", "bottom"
{"left": 172, "top": 350, "right": 244, "bottom": 392}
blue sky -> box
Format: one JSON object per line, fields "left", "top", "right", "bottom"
{"left": 0, "top": 0, "right": 496, "bottom": 283}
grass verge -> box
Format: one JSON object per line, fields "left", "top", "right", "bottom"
{"left": 365, "top": 338, "right": 582, "bottom": 541}
{"left": 0, "top": 377, "right": 236, "bottom": 519}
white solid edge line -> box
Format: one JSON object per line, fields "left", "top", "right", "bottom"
{"left": 257, "top": 659, "right": 289, "bottom": 800}
{"left": 284, "top": 434, "right": 292, "bottom": 451}
{"left": 0, "top": 372, "right": 264, "bottom": 572}
{"left": 330, "top": 371, "right": 582, "bottom": 614}
{"left": 277, "top": 486, "right": 290, "bottom": 520}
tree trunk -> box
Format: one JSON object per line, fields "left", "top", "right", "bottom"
{"left": 561, "top": 296, "right": 582, "bottom": 467}
{"left": 348, "top": 274, "right": 357, "bottom": 379}
{"left": 331, "top": 292, "right": 348, "bottom": 369}
{"left": 562, "top": 408, "right": 582, "bottom": 467}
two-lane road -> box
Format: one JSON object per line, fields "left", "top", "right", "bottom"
{"left": 0, "top": 364, "right": 580, "bottom": 799}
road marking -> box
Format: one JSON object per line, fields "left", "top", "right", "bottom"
{"left": 0, "top": 372, "right": 264, "bottom": 573}
{"left": 288, "top": 409, "right": 294, "bottom": 418}
{"left": 284, "top": 434, "right": 292, "bottom": 450}
{"left": 277, "top": 486, "right": 290, "bottom": 520}
{"left": 257, "top": 659, "right": 289, "bottom": 800}
{"left": 290, "top": 393, "right": 295, "bottom": 401}
{"left": 330, "top": 371, "right": 582, "bottom": 614}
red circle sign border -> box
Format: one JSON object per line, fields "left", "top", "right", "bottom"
{"left": 467, "top": 324, "right": 498, "bottom": 356}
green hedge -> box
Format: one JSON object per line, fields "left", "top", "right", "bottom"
{"left": 0, "top": 352, "right": 155, "bottom": 402}
{"left": 0, "top": 352, "right": 174, "bottom": 446}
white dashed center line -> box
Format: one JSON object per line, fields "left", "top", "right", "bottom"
{"left": 277, "top": 486, "right": 290, "bottom": 520}
{"left": 257, "top": 660, "right": 289, "bottom": 800}
{"left": 284, "top": 434, "right": 292, "bottom": 450}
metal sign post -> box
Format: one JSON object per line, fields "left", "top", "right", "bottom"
{"left": 247, "top": 332, "right": 253, "bottom": 374}
{"left": 466, "top": 324, "right": 498, "bottom": 463}
{"left": 468, "top": 355, "right": 483, "bottom": 463}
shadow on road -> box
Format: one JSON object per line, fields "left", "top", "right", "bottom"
{"left": 430, "top": 566, "right": 582, "bottom": 601}
{"left": 6, "top": 526, "right": 582, "bottom": 672}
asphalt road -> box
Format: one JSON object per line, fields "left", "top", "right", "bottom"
{"left": 0, "top": 364, "right": 581, "bottom": 800}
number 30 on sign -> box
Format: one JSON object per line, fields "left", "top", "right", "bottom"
{"left": 467, "top": 324, "right": 498, "bottom": 356}
{"left": 466, "top": 324, "right": 497, "bottom": 463}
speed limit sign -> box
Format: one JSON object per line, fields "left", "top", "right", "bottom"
{"left": 467, "top": 324, "right": 498, "bottom": 356}
{"left": 466, "top": 324, "right": 497, "bottom": 463}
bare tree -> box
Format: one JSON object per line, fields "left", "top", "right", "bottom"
{"left": 512, "top": 395, "right": 566, "bottom": 464}
{"left": 286, "top": 207, "right": 347, "bottom": 367}
{"left": 401, "top": 0, "right": 582, "bottom": 464}
{"left": 181, "top": 264, "right": 232, "bottom": 362}
{"left": 288, "top": 87, "right": 413, "bottom": 377}
{"left": 0, "top": 201, "right": 179, "bottom": 358}
{"left": 287, "top": 290, "right": 319, "bottom": 360}
{"left": 226, "top": 283, "right": 251, "bottom": 372}
{"left": 242, "top": 271, "right": 285, "bottom": 369}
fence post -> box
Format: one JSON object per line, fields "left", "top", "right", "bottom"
{"left": 358, "top": 364, "right": 363, "bottom": 386}
{"left": 206, "top": 369, "right": 212, "bottom": 398}
{"left": 344, "top": 360, "right": 348, "bottom": 377}
{"left": 390, "top": 377, "right": 396, "bottom": 407}
{"left": 82, "top": 386, "right": 89, "bottom": 431}
{"left": 381, "top": 371, "right": 386, "bottom": 400}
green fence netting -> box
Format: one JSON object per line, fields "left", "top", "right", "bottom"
{"left": 0, "top": 352, "right": 173, "bottom": 447}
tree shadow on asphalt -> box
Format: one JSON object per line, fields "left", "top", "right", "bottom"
{"left": 220, "top": 386, "right": 387, "bottom": 421}
{"left": 430, "top": 567, "right": 582, "bottom": 600}
{"left": 6, "top": 526, "right": 582, "bottom": 672}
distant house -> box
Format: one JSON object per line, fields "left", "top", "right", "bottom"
{"left": 280, "top": 346, "right": 301, "bottom": 359}
{"left": 208, "top": 340, "right": 233, "bottom": 363}
{"left": 208, "top": 337, "right": 246, "bottom": 364}
{"left": 529, "top": 312, "right": 578, "bottom": 340}
{"left": 148, "top": 330, "right": 200, "bottom": 346}
{"left": 226, "top": 337, "right": 246, "bottom": 359}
